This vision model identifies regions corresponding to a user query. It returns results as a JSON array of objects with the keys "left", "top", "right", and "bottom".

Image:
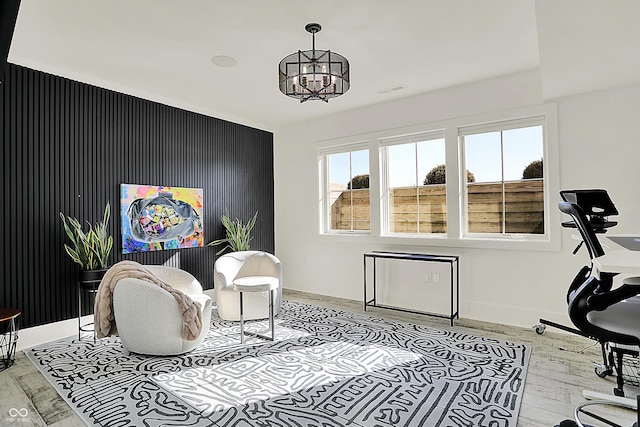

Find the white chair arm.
[
  {"left": 145, "top": 265, "right": 203, "bottom": 295},
  {"left": 190, "top": 294, "right": 212, "bottom": 314}
]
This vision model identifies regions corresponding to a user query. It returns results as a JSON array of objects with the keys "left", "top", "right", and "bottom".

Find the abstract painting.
[{"left": 121, "top": 184, "right": 203, "bottom": 253}]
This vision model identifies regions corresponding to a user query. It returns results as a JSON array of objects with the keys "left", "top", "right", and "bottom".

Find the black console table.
[{"left": 363, "top": 251, "right": 459, "bottom": 326}]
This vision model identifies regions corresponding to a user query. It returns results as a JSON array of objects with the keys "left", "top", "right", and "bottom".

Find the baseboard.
[{"left": 16, "top": 316, "right": 88, "bottom": 351}]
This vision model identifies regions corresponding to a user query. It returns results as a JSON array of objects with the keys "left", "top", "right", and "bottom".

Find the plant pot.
[{"left": 79, "top": 268, "right": 108, "bottom": 287}]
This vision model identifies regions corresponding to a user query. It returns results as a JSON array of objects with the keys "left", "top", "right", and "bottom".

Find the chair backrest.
[
  {"left": 215, "top": 250, "right": 281, "bottom": 279},
  {"left": 558, "top": 201, "right": 605, "bottom": 260},
  {"left": 144, "top": 265, "right": 202, "bottom": 295}
]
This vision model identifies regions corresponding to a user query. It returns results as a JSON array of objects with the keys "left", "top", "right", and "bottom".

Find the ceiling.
[{"left": 8, "top": 0, "right": 640, "bottom": 132}]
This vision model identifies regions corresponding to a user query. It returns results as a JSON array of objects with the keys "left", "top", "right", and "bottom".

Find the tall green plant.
[
  {"left": 60, "top": 202, "right": 113, "bottom": 270},
  {"left": 208, "top": 211, "right": 258, "bottom": 255}
]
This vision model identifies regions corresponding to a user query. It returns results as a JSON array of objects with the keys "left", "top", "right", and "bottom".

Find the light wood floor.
[{"left": 1, "top": 289, "right": 638, "bottom": 426}]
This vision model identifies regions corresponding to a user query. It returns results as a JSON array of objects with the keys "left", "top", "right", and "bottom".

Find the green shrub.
[
  {"left": 424, "top": 165, "right": 475, "bottom": 185},
  {"left": 522, "top": 159, "right": 543, "bottom": 179},
  {"left": 348, "top": 174, "right": 369, "bottom": 189}
]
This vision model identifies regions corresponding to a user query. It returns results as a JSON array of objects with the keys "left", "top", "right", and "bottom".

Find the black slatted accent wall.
[{"left": 0, "top": 63, "right": 274, "bottom": 328}]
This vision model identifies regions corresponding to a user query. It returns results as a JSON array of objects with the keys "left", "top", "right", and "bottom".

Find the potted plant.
[
  {"left": 208, "top": 211, "right": 258, "bottom": 255},
  {"left": 60, "top": 202, "right": 113, "bottom": 283}
]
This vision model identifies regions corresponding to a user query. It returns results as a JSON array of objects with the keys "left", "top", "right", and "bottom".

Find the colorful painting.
[{"left": 121, "top": 184, "right": 204, "bottom": 254}]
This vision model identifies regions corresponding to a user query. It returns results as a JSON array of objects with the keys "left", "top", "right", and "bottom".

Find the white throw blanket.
[{"left": 93, "top": 261, "right": 203, "bottom": 341}]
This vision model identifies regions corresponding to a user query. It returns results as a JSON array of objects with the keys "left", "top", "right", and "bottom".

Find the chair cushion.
[
  {"left": 233, "top": 276, "right": 279, "bottom": 292},
  {"left": 587, "top": 297, "right": 640, "bottom": 341}
]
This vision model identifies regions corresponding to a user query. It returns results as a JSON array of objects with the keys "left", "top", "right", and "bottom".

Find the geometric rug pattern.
[{"left": 26, "top": 301, "right": 530, "bottom": 426}]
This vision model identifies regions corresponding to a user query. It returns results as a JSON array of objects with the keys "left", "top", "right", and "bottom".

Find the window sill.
[{"left": 318, "top": 232, "right": 560, "bottom": 252}]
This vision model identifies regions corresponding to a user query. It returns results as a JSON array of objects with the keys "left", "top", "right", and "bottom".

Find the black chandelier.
[{"left": 278, "top": 23, "right": 350, "bottom": 103}]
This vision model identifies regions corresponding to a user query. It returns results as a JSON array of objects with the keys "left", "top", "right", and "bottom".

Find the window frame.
[
  {"left": 459, "top": 115, "right": 548, "bottom": 240},
  {"left": 380, "top": 130, "right": 447, "bottom": 237},
  {"left": 318, "top": 141, "right": 371, "bottom": 235}
]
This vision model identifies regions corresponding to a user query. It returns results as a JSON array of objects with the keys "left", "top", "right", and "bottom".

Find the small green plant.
[
  {"left": 208, "top": 211, "right": 258, "bottom": 255},
  {"left": 60, "top": 202, "right": 113, "bottom": 270}
]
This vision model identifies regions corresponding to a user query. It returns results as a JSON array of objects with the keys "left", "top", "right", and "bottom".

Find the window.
[
  {"left": 381, "top": 132, "right": 446, "bottom": 235},
  {"left": 319, "top": 145, "right": 370, "bottom": 232},
  {"left": 316, "top": 105, "right": 557, "bottom": 249},
  {"left": 460, "top": 117, "right": 545, "bottom": 236}
]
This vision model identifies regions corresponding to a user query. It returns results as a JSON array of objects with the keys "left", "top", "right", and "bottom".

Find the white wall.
[{"left": 274, "top": 69, "right": 640, "bottom": 330}]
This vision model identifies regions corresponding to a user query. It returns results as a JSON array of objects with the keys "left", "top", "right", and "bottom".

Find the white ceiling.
[{"left": 8, "top": 0, "right": 640, "bottom": 132}]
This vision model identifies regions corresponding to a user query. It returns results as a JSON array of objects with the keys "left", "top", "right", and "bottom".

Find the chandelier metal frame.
[{"left": 278, "top": 23, "right": 350, "bottom": 103}]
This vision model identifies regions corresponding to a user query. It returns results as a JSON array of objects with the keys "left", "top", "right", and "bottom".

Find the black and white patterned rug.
[{"left": 26, "top": 301, "right": 530, "bottom": 426}]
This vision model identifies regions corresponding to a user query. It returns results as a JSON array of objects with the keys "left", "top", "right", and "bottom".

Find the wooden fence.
[
  {"left": 330, "top": 188, "right": 371, "bottom": 231},
  {"left": 330, "top": 180, "right": 544, "bottom": 234}
]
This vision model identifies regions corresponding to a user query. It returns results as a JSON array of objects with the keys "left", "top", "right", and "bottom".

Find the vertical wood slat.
[{"left": 0, "top": 63, "right": 275, "bottom": 328}]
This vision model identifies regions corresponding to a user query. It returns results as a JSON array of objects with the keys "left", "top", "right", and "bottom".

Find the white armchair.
[
  {"left": 214, "top": 251, "right": 282, "bottom": 321},
  {"left": 112, "top": 265, "right": 212, "bottom": 355}
]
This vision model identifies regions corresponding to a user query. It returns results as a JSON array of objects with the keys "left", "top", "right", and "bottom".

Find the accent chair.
[
  {"left": 214, "top": 251, "right": 283, "bottom": 321},
  {"left": 112, "top": 265, "right": 212, "bottom": 356}
]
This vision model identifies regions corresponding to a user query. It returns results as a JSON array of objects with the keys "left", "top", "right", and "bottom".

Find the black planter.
[{"left": 79, "top": 268, "right": 108, "bottom": 287}]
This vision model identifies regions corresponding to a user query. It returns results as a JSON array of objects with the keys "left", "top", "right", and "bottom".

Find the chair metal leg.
[
  {"left": 238, "top": 289, "right": 276, "bottom": 343},
  {"left": 615, "top": 349, "right": 626, "bottom": 397},
  {"left": 239, "top": 291, "right": 244, "bottom": 344},
  {"left": 575, "top": 391, "right": 639, "bottom": 427},
  {"left": 269, "top": 289, "right": 274, "bottom": 341}
]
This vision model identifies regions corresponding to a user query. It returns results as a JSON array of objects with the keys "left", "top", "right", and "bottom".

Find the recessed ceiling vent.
[{"left": 377, "top": 85, "right": 406, "bottom": 94}]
